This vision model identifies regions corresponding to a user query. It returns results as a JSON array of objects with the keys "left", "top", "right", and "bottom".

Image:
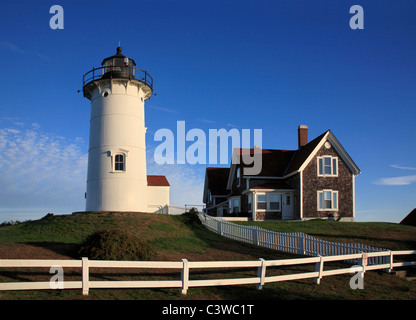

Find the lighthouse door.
[{"left": 282, "top": 193, "right": 294, "bottom": 220}]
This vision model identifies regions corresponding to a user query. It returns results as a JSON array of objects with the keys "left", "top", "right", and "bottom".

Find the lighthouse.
[{"left": 82, "top": 47, "right": 169, "bottom": 213}]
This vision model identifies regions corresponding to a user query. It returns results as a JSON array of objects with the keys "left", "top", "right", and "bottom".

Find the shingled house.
[{"left": 203, "top": 125, "right": 360, "bottom": 221}]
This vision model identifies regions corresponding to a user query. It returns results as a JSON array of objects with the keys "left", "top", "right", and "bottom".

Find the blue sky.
[{"left": 0, "top": 0, "right": 415, "bottom": 223}]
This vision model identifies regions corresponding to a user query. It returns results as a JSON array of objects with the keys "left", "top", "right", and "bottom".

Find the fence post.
[
  {"left": 82, "top": 257, "right": 89, "bottom": 296},
  {"left": 256, "top": 258, "right": 266, "bottom": 290},
  {"left": 181, "top": 259, "right": 189, "bottom": 295},
  {"left": 298, "top": 233, "right": 306, "bottom": 255},
  {"left": 388, "top": 251, "right": 394, "bottom": 273},
  {"left": 358, "top": 253, "right": 368, "bottom": 277},
  {"left": 314, "top": 256, "right": 324, "bottom": 285},
  {"left": 252, "top": 227, "right": 259, "bottom": 246}
]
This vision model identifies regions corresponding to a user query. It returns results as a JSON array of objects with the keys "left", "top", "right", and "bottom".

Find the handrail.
[{"left": 83, "top": 66, "right": 153, "bottom": 90}]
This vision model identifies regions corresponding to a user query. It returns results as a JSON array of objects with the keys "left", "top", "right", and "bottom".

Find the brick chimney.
[{"left": 298, "top": 125, "right": 308, "bottom": 148}]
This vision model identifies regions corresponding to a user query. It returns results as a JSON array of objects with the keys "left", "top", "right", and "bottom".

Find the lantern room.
[{"left": 101, "top": 46, "right": 136, "bottom": 79}]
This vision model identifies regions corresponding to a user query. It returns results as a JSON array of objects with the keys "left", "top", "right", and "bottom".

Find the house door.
[{"left": 282, "top": 193, "right": 294, "bottom": 220}]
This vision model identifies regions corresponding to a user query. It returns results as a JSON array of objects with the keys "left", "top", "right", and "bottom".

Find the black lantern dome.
[{"left": 101, "top": 47, "right": 136, "bottom": 79}]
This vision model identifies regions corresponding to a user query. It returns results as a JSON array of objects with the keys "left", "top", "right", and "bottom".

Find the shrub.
[
  {"left": 181, "top": 208, "right": 202, "bottom": 226},
  {"left": 78, "top": 228, "right": 156, "bottom": 261}
]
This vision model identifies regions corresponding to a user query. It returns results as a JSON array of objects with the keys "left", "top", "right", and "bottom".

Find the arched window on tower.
[{"left": 114, "top": 154, "right": 125, "bottom": 171}]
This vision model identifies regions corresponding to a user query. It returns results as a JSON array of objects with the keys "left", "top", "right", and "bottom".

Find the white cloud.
[
  {"left": 148, "top": 105, "right": 179, "bottom": 114},
  {"left": 0, "top": 120, "right": 205, "bottom": 221},
  {"left": 373, "top": 163, "right": 416, "bottom": 186},
  {"left": 0, "top": 41, "right": 24, "bottom": 54},
  {"left": 197, "top": 118, "right": 216, "bottom": 124},
  {"left": 0, "top": 122, "right": 87, "bottom": 221},
  {"left": 373, "top": 175, "right": 416, "bottom": 186},
  {"left": 390, "top": 164, "right": 416, "bottom": 171}
]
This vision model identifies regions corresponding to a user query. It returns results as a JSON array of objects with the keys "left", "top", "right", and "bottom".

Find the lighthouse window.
[{"left": 114, "top": 154, "right": 125, "bottom": 171}]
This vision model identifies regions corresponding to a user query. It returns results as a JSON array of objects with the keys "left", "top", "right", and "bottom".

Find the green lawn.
[
  {"left": 0, "top": 212, "right": 415, "bottom": 300},
  {"left": 235, "top": 219, "right": 416, "bottom": 251}
]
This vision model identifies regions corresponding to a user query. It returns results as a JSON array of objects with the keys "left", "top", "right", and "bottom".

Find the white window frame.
[
  {"left": 317, "top": 190, "right": 338, "bottom": 211},
  {"left": 256, "top": 194, "right": 267, "bottom": 210},
  {"left": 109, "top": 149, "right": 128, "bottom": 173},
  {"left": 256, "top": 192, "right": 281, "bottom": 212},
  {"left": 317, "top": 156, "right": 338, "bottom": 177}
]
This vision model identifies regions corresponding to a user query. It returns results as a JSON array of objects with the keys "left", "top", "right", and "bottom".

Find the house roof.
[
  {"left": 226, "top": 129, "right": 360, "bottom": 189},
  {"left": 235, "top": 148, "right": 297, "bottom": 177},
  {"left": 202, "top": 167, "right": 230, "bottom": 203},
  {"left": 250, "top": 182, "right": 294, "bottom": 190},
  {"left": 400, "top": 208, "right": 416, "bottom": 226},
  {"left": 205, "top": 167, "right": 230, "bottom": 195},
  {"left": 147, "top": 175, "right": 170, "bottom": 187},
  {"left": 285, "top": 131, "right": 328, "bottom": 175}
]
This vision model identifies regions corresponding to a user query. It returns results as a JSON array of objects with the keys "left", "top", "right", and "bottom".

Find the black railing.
[{"left": 83, "top": 66, "right": 153, "bottom": 90}]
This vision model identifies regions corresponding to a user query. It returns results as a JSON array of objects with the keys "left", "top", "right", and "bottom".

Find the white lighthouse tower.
[{"left": 82, "top": 47, "right": 154, "bottom": 212}]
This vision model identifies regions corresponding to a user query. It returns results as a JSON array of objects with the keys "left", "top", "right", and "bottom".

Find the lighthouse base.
[{"left": 72, "top": 210, "right": 155, "bottom": 215}]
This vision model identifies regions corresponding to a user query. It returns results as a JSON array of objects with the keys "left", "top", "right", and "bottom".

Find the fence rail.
[
  {"left": 1, "top": 250, "right": 415, "bottom": 295},
  {"left": 199, "top": 213, "right": 390, "bottom": 265},
  {"left": 154, "top": 205, "right": 189, "bottom": 215}
]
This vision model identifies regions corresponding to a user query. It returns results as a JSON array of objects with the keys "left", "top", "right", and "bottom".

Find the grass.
[
  {"left": 235, "top": 219, "right": 416, "bottom": 251},
  {"left": 0, "top": 212, "right": 415, "bottom": 300}
]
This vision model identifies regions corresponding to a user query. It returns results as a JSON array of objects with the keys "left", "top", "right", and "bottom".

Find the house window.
[
  {"left": 232, "top": 198, "right": 239, "bottom": 213},
  {"left": 248, "top": 194, "right": 252, "bottom": 212},
  {"left": 257, "top": 194, "right": 267, "bottom": 210},
  {"left": 229, "top": 198, "right": 240, "bottom": 213},
  {"left": 114, "top": 154, "right": 125, "bottom": 171},
  {"left": 256, "top": 193, "right": 282, "bottom": 211},
  {"left": 318, "top": 190, "right": 338, "bottom": 210},
  {"left": 286, "top": 194, "right": 291, "bottom": 206},
  {"left": 269, "top": 194, "right": 280, "bottom": 210},
  {"left": 236, "top": 167, "right": 241, "bottom": 186},
  {"left": 318, "top": 156, "right": 338, "bottom": 176}
]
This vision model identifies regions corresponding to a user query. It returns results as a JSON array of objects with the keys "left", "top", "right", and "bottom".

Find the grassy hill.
[
  {"left": 0, "top": 212, "right": 415, "bottom": 300},
  {"left": 237, "top": 219, "right": 416, "bottom": 251}
]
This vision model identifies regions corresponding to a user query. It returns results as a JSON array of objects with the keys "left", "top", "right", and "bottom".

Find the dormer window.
[{"left": 317, "top": 156, "right": 338, "bottom": 177}]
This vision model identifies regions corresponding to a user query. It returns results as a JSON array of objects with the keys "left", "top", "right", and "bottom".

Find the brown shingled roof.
[
  {"left": 147, "top": 175, "right": 170, "bottom": 186},
  {"left": 236, "top": 148, "right": 296, "bottom": 177},
  {"left": 234, "top": 130, "right": 329, "bottom": 178}
]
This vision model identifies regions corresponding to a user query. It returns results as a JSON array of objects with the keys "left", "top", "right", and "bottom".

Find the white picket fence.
[
  {"left": 1, "top": 251, "right": 415, "bottom": 295},
  {"left": 199, "top": 214, "right": 390, "bottom": 265},
  {"left": 154, "top": 205, "right": 189, "bottom": 215}
]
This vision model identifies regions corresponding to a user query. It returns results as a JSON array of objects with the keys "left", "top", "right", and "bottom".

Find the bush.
[
  {"left": 181, "top": 208, "right": 202, "bottom": 226},
  {"left": 78, "top": 228, "right": 156, "bottom": 261}
]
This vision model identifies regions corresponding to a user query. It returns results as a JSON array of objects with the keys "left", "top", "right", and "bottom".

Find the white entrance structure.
[{"left": 82, "top": 47, "right": 169, "bottom": 212}]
